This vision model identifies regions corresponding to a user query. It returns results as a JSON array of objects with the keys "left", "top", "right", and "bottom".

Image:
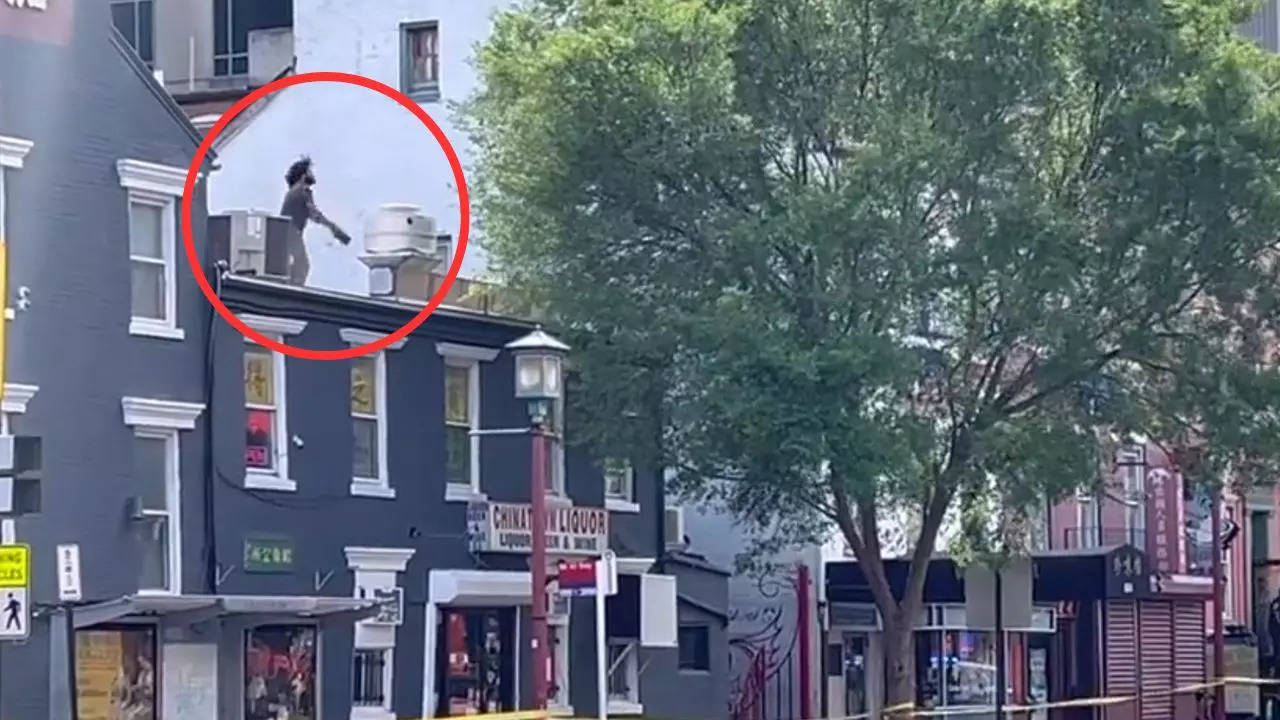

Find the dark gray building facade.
[{"left": 0, "top": 3, "right": 728, "bottom": 719}]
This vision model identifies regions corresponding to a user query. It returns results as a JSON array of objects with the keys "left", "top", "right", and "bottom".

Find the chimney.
[{"left": 359, "top": 204, "right": 451, "bottom": 300}]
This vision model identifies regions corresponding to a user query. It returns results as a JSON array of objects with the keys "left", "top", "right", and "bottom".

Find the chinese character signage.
[
  {"left": 1145, "top": 467, "right": 1177, "bottom": 574},
  {"left": 468, "top": 502, "right": 608, "bottom": 555},
  {"left": 244, "top": 535, "right": 294, "bottom": 573}
]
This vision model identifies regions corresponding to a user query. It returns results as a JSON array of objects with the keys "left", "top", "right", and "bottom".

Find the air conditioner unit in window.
[
  {"left": 208, "top": 210, "right": 291, "bottom": 279},
  {"left": 664, "top": 506, "right": 686, "bottom": 550}
]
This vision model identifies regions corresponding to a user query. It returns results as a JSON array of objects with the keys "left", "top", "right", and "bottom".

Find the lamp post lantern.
[{"left": 505, "top": 326, "right": 569, "bottom": 711}]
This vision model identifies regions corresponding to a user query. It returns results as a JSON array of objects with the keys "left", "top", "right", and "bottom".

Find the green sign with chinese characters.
[{"left": 244, "top": 535, "right": 294, "bottom": 574}]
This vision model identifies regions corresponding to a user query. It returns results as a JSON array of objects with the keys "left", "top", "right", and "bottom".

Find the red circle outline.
[{"left": 180, "top": 70, "right": 469, "bottom": 361}]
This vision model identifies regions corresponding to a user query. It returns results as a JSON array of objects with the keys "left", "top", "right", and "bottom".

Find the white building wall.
[{"left": 208, "top": 0, "right": 511, "bottom": 293}]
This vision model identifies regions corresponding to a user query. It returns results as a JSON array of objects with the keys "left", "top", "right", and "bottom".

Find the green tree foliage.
[{"left": 465, "top": 0, "right": 1280, "bottom": 703}]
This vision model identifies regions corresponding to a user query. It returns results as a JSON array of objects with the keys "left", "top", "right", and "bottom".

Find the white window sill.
[
  {"left": 350, "top": 706, "right": 394, "bottom": 720},
  {"left": 351, "top": 481, "right": 396, "bottom": 500},
  {"left": 130, "top": 318, "right": 185, "bottom": 341},
  {"left": 546, "top": 493, "right": 572, "bottom": 508},
  {"left": 606, "top": 498, "right": 641, "bottom": 514},
  {"left": 135, "top": 588, "right": 178, "bottom": 597},
  {"left": 608, "top": 700, "right": 645, "bottom": 716},
  {"left": 680, "top": 668, "right": 711, "bottom": 675},
  {"left": 445, "top": 484, "right": 488, "bottom": 503},
  {"left": 245, "top": 472, "right": 297, "bottom": 492},
  {"left": 549, "top": 705, "right": 574, "bottom": 717}
]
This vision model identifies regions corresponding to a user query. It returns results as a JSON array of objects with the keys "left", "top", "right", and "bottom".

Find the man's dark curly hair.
[{"left": 285, "top": 156, "right": 313, "bottom": 186}]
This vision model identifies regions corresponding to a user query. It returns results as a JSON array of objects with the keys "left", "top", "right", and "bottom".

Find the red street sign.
[{"left": 558, "top": 560, "right": 596, "bottom": 596}]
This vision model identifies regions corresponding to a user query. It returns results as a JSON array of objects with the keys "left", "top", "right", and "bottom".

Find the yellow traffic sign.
[{"left": 0, "top": 544, "right": 29, "bottom": 588}]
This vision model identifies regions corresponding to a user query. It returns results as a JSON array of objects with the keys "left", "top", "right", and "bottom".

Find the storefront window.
[
  {"left": 75, "top": 625, "right": 157, "bottom": 720},
  {"left": 245, "top": 625, "right": 317, "bottom": 720},
  {"left": 437, "top": 609, "right": 515, "bottom": 716},
  {"left": 915, "top": 631, "right": 943, "bottom": 708},
  {"left": 945, "top": 631, "right": 997, "bottom": 707}
]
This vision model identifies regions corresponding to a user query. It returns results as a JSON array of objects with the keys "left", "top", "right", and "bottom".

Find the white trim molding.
[
  {"left": 122, "top": 397, "right": 207, "bottom": 430},
  {"left": 342, "top": 327, "right": 407, "bottom": 350},
  {"left": 115, "top": 158, "right": 188, "bottom": 197},
  {"left": 435, "top": 342, "right": 499, "bottom": 363},
  {"left": 345, "top": 547, "right": 416, "bottom": 573},
  {"left": 2, "top": 384, "right": 38, "bottom": 415},
  {"left": 238, "top": 313, "right": 307, "bottom": 337},
  {"left": 444, "top": 484, "right": 488, "bottom": 504},
  {"left": 0, "top": 136, "right": 34, "bottom": 169},
  {"left": 607, "top": 498, "right": 642, "bottom": 514}
]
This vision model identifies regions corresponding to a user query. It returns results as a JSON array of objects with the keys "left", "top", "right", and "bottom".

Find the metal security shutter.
[
  {"left": 1173, "top": 601, "right": 1207, "bottom": 688},
  {"left": 1105, "top": 600, "right": 1139, "bottom": 720},
  {"left": 1139, "top": 601, "right": 1174, "bottom": 719}
]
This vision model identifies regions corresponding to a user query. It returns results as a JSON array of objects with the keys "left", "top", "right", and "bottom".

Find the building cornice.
[
  {"left": 122, "top": 397, "right": 207, "bottom": 430},
  {"left": 435, "top": 342, "right": 499, "bottom": 363},
  {"left": 345, "top": 547, "right": 416, "bottom": 573},
  {"left": 1, "top": 384, "right": 38, "bottom": 415},
  {"left": 237, "top": 313, "right": 307, "bottom": 337},
  {"left": 116, "top": 158, "right": 189, "bottom": 197},
  {"left": 0, "top": 136, "right": 34, "bottom": 169},
  {"left": 341, "top": 327, "right": 406, "bottom": 350}
]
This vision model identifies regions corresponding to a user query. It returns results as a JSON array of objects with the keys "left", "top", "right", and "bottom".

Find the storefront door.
[
  {"left": 436, "top": 608, "right": 516, "bottom": 716},
  {"left": 842, "top": 633, "right": 869, "bottom": 716}
]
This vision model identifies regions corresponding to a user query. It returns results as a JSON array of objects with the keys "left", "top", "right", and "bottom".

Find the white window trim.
[
  {"left": 605, "top": 459, "right": 639, "bottom": 514},
  {"left": 133, "top": 427, "right": 182, "bottom": 596},
  {"left": 1, "top": 383, "right": 38, "bottom": 434},
  {"left": 343, "top": 329, "right": 405, "bottom": 500},
  {"left": 346, "top": 546, "right": 413, "bottom": 720},
  {"left": 345, "top": 546, "right": 415, "bottom": 573},
  {"left": 240, "top": 315, "right": 305, "bottom": 492},
  {"left": 1118, "top": 446, "right": 1145, "bottom": 541},
  {"left": 0, "top": 136, "right": 34, "bottom": 170},
  {"left": 437, "top": 343, "right": 497, "bottom": 502},
  {"left": 607, "top": 639, "right": 643, "bottom": 715},
  {"left": 118, "top": 159, "right": 186, "bottom": 341}
]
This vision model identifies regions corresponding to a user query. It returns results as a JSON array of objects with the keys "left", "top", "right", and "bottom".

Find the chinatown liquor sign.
[{"left": 467, "top": 501, "right": 608, "bottom": 555}]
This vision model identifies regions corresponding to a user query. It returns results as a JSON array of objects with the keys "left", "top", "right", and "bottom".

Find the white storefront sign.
[{"left": 468, "top": 502, "right": 609, "bottom": 555}]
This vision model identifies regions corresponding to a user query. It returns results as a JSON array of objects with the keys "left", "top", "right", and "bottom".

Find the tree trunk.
[{"left": 882, "top": 612, "right": 916, "bottom": 711}]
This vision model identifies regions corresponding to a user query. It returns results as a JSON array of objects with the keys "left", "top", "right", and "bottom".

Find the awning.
[{"left": 71, "top": 594, "right": 380, "bottom": 628}]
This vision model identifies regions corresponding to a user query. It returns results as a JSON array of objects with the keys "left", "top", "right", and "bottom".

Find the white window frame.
[
  {"left": 1118, "top": 446, "right": 1146, "bottom": 544},
  {"left": 240, "top": 314, "right": 306, "bottom": 492},
  {"left": 117, "top": 159, "right": 187, "bottom": 341},
  {"left": 436, "top": 343, "right": 498, "bottom": 502},
  {"left": 351, "top": 647, "right": 394, "bottom": 718},
  {"left": 342, "top": 328, "right": 405, "bottom": 500},
  {"left": 604, "top": 458, "right": 639, "bottom": 514},
  {"left": 121, "top": 396, "right": 206, "bottom": 596},
  {"left": 606, "top": 638, "right": 642, "bottom": 715},
  {"left": 548, "top": 590, "right": 572, "bottom": 713}
]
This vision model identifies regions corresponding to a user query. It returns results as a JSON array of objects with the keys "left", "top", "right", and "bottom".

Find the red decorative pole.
[
  {"left": 1212, "top": 482, "right": 1225, "bottom": 720},
  {"left": 797, "top": 563, "right": 812, "bottom": 720},
  {"left": 531, "top": 427, "right": 549, "bottom": 710}
]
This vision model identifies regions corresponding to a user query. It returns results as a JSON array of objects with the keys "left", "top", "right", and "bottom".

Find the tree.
[{"left": 465, "top": 0, "right": 1280, "bottom": 706}]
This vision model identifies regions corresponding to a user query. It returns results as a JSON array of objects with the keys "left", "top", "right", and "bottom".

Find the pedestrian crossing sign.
[{"left": 0, "top": 544, "right": 29, "bottom": 641}]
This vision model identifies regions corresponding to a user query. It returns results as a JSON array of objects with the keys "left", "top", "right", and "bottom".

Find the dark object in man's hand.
[{"left": 332, "top": 227, "right": 352, "bottom": 245}]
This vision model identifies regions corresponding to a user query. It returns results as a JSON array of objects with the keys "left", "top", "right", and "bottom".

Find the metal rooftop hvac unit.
[
  {"left": 359, "top": 204, "right": 451, "bottom": 300},
  {"left": 208, "top": 210, "right": 291, "bottom": 279}
]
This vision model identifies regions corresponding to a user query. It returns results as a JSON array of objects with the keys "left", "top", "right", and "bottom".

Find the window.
[
  {"left": 240, "top": 315, "right": 306, "bottom": 492},
  {"left": 604, "top": 458, "right": 638, "bottom": 512},
  {"left": 545, "top": 396, "right": 565, "bottom": 496},
  {"left": 444, "top": 363, "right": 474, "bottom": 489},
  {"left": 1118, "top": 446, "right": 1146, "bottom": 544},
  {"left": 246, "top": 626, "right": 316, "bottom": 720},
  {"left": 111, "top": 0, "right": 154, "bottom": 66},
  {"left": 607, "top": 639, "right": 641, "bottom": 712},
  {"left": 678, "top": 625, "right": 710, "bottom": 671},
  {"left": 118, "top": 159, "right": 185, "bottom": 340},
  {"left": 212, "top": 0, "right": 248, "bottom": 76},
  {"left": 437, "top": 343, "right": 498, "bottom": 501},
  {"left": 343, "top": 329, "right": 403, "bottom": 499},
  {"left": 401, "top": 22, "right": 440, "bottom": 102},
  {"left": 135, "top": 431, "right": 178, "bottom": 594},
  {"left": 353, "top": 648, "right": 389, "bottom": 708},
  {"left": 548, "top": 614, "right": 571, "bottom": 710},
  {"left": 76, "top": 626, "right": 157, "bottom": 720}
]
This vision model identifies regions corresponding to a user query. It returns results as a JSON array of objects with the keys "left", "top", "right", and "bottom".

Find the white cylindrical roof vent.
[{"left": 364, "top": 203, "right": 437, "bottom": 255}]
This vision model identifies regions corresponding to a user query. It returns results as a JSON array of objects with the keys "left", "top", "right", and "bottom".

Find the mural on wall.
[
  {"left": 728, "top": 567, "right": 802, "bottom": 720},
  {"left": 245, "top": 625, "right": 316, "bottom": 720}
]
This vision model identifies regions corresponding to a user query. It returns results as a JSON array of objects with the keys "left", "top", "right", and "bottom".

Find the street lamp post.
[{"left": 506, "top": 326, "right": 570, "bottom": 712}]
